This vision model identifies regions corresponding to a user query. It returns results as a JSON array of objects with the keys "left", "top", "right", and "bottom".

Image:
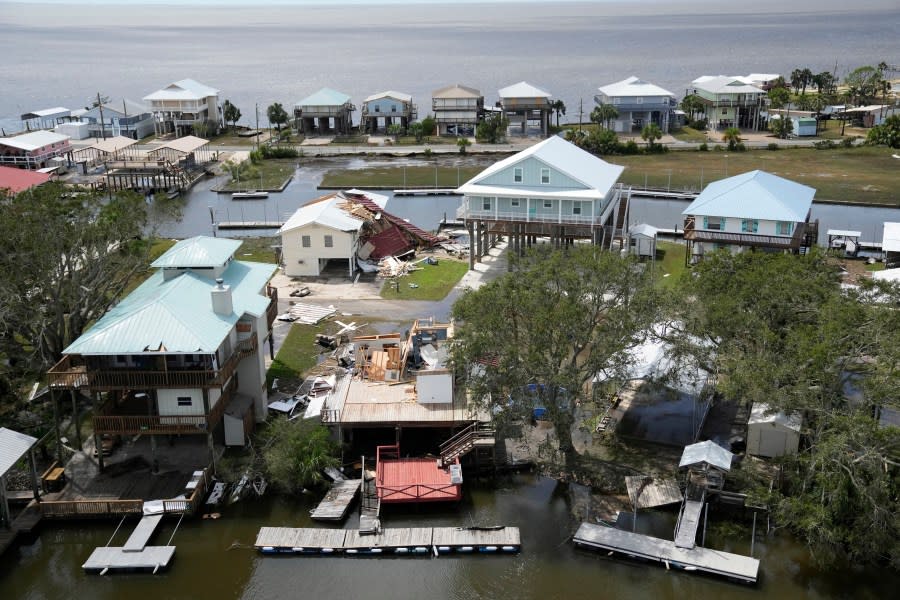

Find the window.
[
  {"left": 177, "top": 396, "right": 193, "bottom": 407},
  {"left": 540, "top": 168, "right": 550, "bottom": 184},
  {"left": 116, "top": 355, "right": 127, "bottom": 364},
  {"left": 777, "top": 221, "right": 794, "bottom": 235},
  {"left": 636, "top": 97, "right": 643, "bottom": 104},
  {"left": 391, "top": 105, "right": 397, "bottom": 113},
  {"left": 482, "top": 198, "right": 491, "bottom": 211},
  {"left": 703, "top": 216, "right": 723, "bottom": 230},
  {"left": 612, "top": 98, "right": 621, "bottom": 105},
  {"left": 543, "top": 200, "right": 553, "bottom": 209},
  {"left": 741, "top": 219, "right": 759, "bottom": 233},
  {"left": 374, "top": 106, "right": 380, "bottom": 113},
  {"left": 511, "top": 199, "right": 520, "bottom": 208},
  {"left": 572, "top": 202, "right": 582, "bottom": 215},
  {"left": 324, "top": 235, "right": 333, "bottom": 248},
  {"left": 513, "top": 167, "right": 523, "bottom": 183},
  {"left": 301, "top": 235, "right": 311, "bottom": 248}
]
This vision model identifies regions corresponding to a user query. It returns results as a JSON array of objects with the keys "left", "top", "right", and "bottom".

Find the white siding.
[
  {"left": 281, "top": 224, "right": 356, "bottom": 277},
  {"left": 157, "top": 388, "right": 205, "bottom": 416}
]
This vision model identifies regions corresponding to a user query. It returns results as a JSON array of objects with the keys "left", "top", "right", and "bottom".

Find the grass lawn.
[
  {"left": 222, "top": 159, "right": 296, "bottom": 192},
  {"left": 233, "top": 236, "right": 279, "bottom": 263},
  {"left": 267, "top": 323, "right": 322, "bottom": 387},
  {"left": 321, "top": 165, "right": 484, "bottom": 189},
  {"left": 380, "top": 258, "right": 469, "bottom": 300},
  {"left": 607, "top": 146, "right": 899, "bottom": 205},
  {"left": 394, "top": 136, "right": 456, "bottom": 146},
  {"left": 653, "top": 241, "right": 687, "bottom": 289},
  {"left": 671, "top": 127, "right": 707, "bottom": 143}
]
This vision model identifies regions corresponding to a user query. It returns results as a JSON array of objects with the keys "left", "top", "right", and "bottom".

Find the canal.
[{"left": 1, "top": 473, "right": 896, "bottom": 599}]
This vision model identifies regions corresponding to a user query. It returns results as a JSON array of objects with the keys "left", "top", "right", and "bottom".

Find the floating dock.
[
  {"left": 392, "top": 188, "right": 461, "bottom": 196},
  {"left": 573, "top": 522, "right": 758, "bottom": 584},
  {"left": 254, "top": 526, "right": 520, "bottom": 556},
  {"left": 83, "top": 514, "right": 175, "bottom": 574},
  {"left": 217, "top": 221, "right": 283, "bottom": 230},
  {"left": 310, "top": 479, "right": 362, "bottom": 521}
]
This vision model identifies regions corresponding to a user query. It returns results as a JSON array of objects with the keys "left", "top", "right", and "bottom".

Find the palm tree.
[
  {"left": 641, "top": 123, "right": 662, "bottom": 149},
  {"left": 800, "top": 68, "right": 814, "bottom": 95},
  {"left": 549, "top": 99, "right": 566, "bottom": 128},
  {"left": 590, "top": 104, "right": 618, "bottom": 130},
  {"left": 680, "top": 94, "right": 704, "bottom": 123},
  {"left": 723, "top": 126, "right": 742, "bottom": 150},
  {"left": 790, "top": 69, "right": 804, "bottom": 94}
]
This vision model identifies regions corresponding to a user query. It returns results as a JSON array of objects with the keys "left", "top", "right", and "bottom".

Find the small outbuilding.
[
  {"left": 628, "top": 223, "right": 658, "bottom": 259},
  {"left": 747, "top": 403, "right": 802, "bottom": 458}
]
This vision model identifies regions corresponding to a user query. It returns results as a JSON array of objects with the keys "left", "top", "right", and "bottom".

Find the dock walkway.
[
  {"left": 122, "top": 514, "right": 163, "bottom": 552},
  {"left": 310, "top": 479, "right": 361, "bottom": 521},
  {"left": 573, "top": 522, "right": 758, "bottom": 584},
  {"left": 83, "top": 512, "right": 175, "bottom": 574},
  {"left": 255, "top": 526, "right": 520, "bottom": 556},
  {"left": 674, "top": 500, "right": 703, "bottom": 549}
]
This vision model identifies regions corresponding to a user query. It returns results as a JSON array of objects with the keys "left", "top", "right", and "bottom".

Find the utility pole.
[
  {"left": 92, "top": 92, "right": 110, "bottom": 140},
  {"left": 579, "top": 98, "right": 583, "bottom": 132},
  {"left": 255, "top": 103, "right": 260, "bottom": 151}
]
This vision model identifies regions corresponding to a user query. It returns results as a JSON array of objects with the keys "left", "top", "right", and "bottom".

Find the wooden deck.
[
  {"left": 82, "top": 546, "right": 176, "bottom": 574},
  {"left": 310, "top": 479, "right": 361, "bottom": 521},
  {"left": 625, "top": 476, "right": 683, "bottom": 510},
  {"left": 254, "top": 526, "right": 521, "bottom": 556},
  {"left": 573, "top": 522, "right": 759, "bottom": 584}
]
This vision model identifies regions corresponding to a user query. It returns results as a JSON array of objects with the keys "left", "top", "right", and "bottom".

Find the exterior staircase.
[
  {"left": 438, "top": 421, "right": 495, "bottom": 468},
  {"left": 612, "top": 186, "right": 632, "bottom": 249}
]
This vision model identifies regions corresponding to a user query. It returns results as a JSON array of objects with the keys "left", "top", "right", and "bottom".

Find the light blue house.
[
  {"left": 48, "top": 236, "right": 279, "bottom": 466},
  {"left": 682, "top": 170, "right": 818, "bottom": 263},
  {"left": 360, "top": 90, "right": 416, "bottom": 134},
  {"left": 79, "top": 99, "right": 155, "bottom": 140},
  {"left": 456, "top": 136, "right": 629, "bottom": 269},
  {"left": 594, "top": 76, "right": 678, "bottom": 133}
]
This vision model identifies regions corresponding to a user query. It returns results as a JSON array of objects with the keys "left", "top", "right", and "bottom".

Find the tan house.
[{"left": 143, "top": 78, "right": 222, "bottom": 137}]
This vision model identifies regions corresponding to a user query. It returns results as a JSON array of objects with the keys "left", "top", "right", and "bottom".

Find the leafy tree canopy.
[{"left": 261, "top": 417, "right": 340, "bottom": 493}]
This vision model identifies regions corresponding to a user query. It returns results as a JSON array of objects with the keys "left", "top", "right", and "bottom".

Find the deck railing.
[
  {"left": 458, "top": 206, "right": 600, "bottom": 226},
  {"left": 683, "top": 218, "right": 807, "bottom": 250},
  {"left": 93, "top": 388, "right": 232, "bottom": 436},
  {"left": 48, "top": 336, "right": 257, "bottom": 391},
  {"left": 41, "top": 499, "right": 144, "bottom": 518}
]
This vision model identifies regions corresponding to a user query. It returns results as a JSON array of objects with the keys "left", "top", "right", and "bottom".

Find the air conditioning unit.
[{"left": 297, "top": 259, "right": 304, "bottom": 264}]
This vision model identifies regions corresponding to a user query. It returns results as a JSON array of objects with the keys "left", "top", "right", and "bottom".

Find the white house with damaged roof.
[
  {"left": 456, "top": 135, "right": 629, "bottom": 269},
  {"left": 48, "top": 236, "right": 279, "bottom": 466},
  {"left": 682, "top": 170, "right": 818, "bottom": 263}
]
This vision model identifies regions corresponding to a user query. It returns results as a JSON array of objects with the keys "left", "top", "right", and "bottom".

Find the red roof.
[
  {"left": 366, "top": 224, "right": 414, "bottom": 259},
  {"left": 0, "top": 166, "right": 50, "bottom": 195},
  {"left": 349, "top": 193, "right": 445, "bottom": 248}
]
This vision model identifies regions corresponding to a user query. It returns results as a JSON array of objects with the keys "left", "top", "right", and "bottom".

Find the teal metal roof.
[
  {"left": 64, "top": 260, "right": 276, "bottom": 355},
  {"left": 151, "top": 236, "right": 242, "bottom": 269},
  {"left": 682, "top": 170, "right": 815, "bottom": 222},
  {"left": 296, "top": 88, "right": 351, "bottom": 107}
]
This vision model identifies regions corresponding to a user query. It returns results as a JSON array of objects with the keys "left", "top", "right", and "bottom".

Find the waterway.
[
  {"left": 1, "top": 473, "right": 897, "bottom": 599},
  {"left": 160, "top": 156, "right": 900, "bottom": 246}
]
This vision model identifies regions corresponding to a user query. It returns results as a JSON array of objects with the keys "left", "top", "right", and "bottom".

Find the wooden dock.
[
  {"left": 216, "top": 221, "right": 283, "bottom": 230},
  {"left": 573, "top": 522, "right": 759, "bottom": 584},
  {"left": 254, "top": 526, "right": 521, "bottom": 556},
  {"left": 310, "top": 479, "right": 361, "bottom": 521}
]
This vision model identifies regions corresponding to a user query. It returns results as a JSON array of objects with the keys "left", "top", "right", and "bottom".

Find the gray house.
[
  {"left": 79, "top": 99, "right": 155, "bottom": 140},
  {"left": 594, "top": 76, "right": 678, "bottom": 133},
  {"left": 456, "top": 136, "right": 630, "bottom": 268}
]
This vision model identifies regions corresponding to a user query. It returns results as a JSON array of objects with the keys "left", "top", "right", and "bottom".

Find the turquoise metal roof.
[
  {"left": 64, "top": 260, "right": 276, "bottom": 355},
  {"left": 151, "top": 236, "right": 242, "bottom": 269},
  {"left": 682, "top": 170, "right": 815, "bottom": 222},
  {"left": 296, "top": 88, "right": 351, "bottom": 107}
]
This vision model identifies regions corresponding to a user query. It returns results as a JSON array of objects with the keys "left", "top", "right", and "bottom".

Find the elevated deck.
[
  {"left": 254, "top": 526, "right": 521, "bottom": 556},
  {"left": 310, "top": 479, "right": 361, "bottom": 521},
  {"left": 573, "top": 522, "right": 758, "bottom": 584}
]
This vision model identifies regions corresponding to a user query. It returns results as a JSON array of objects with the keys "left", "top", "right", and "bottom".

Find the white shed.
[
  {"left": 628, "top": 223, "right": 658, "bottom": 258},
  {"left": 224, "top": 394, "right": 255, "bottom": 447},
  {"left": 747, "top": 402, "right": 801, "bottom": 458}
]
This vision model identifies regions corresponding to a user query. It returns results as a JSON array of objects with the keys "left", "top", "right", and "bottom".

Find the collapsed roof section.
[{"left": 343, "top": 190, "right": 445, "bottom": 260}]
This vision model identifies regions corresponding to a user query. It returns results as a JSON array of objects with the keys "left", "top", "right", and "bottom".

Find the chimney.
[{"left": 210, "top": 278, "right": 233, "bottom": 315}]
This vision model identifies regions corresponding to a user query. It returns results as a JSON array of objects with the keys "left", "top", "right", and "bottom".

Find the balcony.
[
  {"left": 266, "top": 284, "right": 278, "bottom": 330},
  {"left": 683, "top": 216, "right": 808, "bottom": 250},
  {"left": 91, "top": 387, "right": 230, "bottom": 436},
  {"left": 48, "top": 336, "right": 258, "bottom": 391},
  {"left": 457, "top": 206, "right": 599, "bottom": 226}
]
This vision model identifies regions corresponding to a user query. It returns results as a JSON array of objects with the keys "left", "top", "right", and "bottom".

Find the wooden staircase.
[
  {"left": 438, "top": 422, "right": 495, "bottom": 468},
  {"left": 359, "top": 456, "right": 380, "bottom": 534},
  {"left": 612, "top": 186, "right": 632, "bottom": 249}
]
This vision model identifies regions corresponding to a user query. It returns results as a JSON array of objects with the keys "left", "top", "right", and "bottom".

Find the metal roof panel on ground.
[
  {"left": 679, "top": 440, "right": 733, "bottom": 472},
  {"left": 288, "top": 302, "right": 337, "bottom": 325},
  {"left": 0, "top": 427, "right": 37, "bottom": 476},
  {"left": 458, "top": 136, "right": 624, "bottom": 200},
  {"left": 0, "top": 131, "right": 70, "bottom": 151},
  {"left": 498, "top": 81, "right": 551, "bottom": 98},
  {"left": 597, "top": 76, "right": 675, "bottom": 99},
  {"left": 296, "top": 88, "right": 352, "bottom": 107},
  {"left": 151, "top": 236, "right": 242, "bottom": 268},
  {"left": 64, "top": 260, "right": 275, "bottom": 354},
  {"left": 681, "top": 170, "right": 815, "bottom": 222}
]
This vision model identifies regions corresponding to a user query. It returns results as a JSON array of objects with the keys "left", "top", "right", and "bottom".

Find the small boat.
[
  {"left": 252, "top": 475, "right": 268, "bottom": 497},
  {"left": 229, "top": 473, "right": 251, "bottom": 504},
  {"left": 166, "top": 188, "right": 180, "bottom": 200},
  {"left": 231, "top": 190, "right": 269, "bottom": 199}
]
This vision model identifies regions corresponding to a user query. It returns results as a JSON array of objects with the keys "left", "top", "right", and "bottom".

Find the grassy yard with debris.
[
  {"left": 653, "top": 241, "right": 688, "bottom": 289},
  {"left": 380, "top": 258, "right": 468, "bottom": 300},
  {"left": 266, "top": 323, "right": 322, "bottom": 387}
]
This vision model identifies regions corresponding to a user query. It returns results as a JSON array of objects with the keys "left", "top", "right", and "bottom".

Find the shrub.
[
  {"left": 734, "top": 142, "right": 747, "bottom": 152},
  {"left": 767, "top": 143, "right": 780, "bottom": 151},
  {"left": 260, "top": 145, "right": 299, "bottom": 159},
  {"left": 840, "top": 136, "right": 857, "bottom": 148},
  {"left": 713, "top": 144, "right": 724, "bottom": 151},
  {"left": 698, "top": 142, "right": 709, "bottom": 152},
  {"left": 423, "top": 147, "right": 433, "bottom": 158},
  {"left": 622, "top": 140, "right": 641, "bottom": 155},
  {"left": 813, "top": 140, "right": 836, "bottom": 150}
]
